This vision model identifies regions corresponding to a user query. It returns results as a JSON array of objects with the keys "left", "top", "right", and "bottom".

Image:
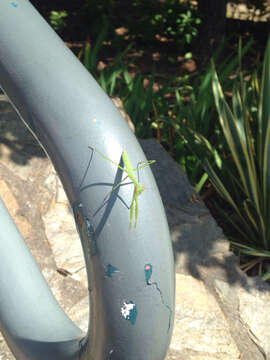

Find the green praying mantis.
[{"left": 89, "top": 146, "right": 155, "bottom": 229}]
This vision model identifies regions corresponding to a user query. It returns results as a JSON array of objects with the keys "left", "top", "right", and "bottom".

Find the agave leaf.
[
  {"left": 206, "top": 171, "right": 259, "bottom": 243},
  {"left": 192, "top": 130, "right": 249, "bottom": 195},
  {"left": 192, "top": 130, "right": 214, "bottom": 152},
  {"left": 232, "top": 85, "right": 258, "bottom": 199},
  {"left": 223, "top": 213, "right": 258, "bottom": 246},
  {"left": 252, "top": 70, "right": 260, "bottom": 104},
  {"left": 212, "top": 65, "right": 265, "bottom": 239},
  {"left": 195, "top": 172, "right": 208, "bottom": 193},
  {"left": 258, "top": 38, "right": 270, "bottom": 220},
  {"left": 182, "top": 39, "right": 270, "bottom": 263},
  {"left": 186, "top": 126, "right": 261, "bottom": 245},
  {"left": 216, "top": 37, "right": 253, "bottom": 84},
  {"left": 243, "top": 199, "right": 259, "bottom": 232},
  {"left": 231, "top": 241, "right": 270, "bottom": 257},
  {"left": 193, "top": 128, "right": 260, "bottom": 243},
  {"left": 112, "top": 43, "right": 133, "bottom": 66},
  {"left": 175, "top": 89, "right": 182, "bottom": 106},
  {"left": 203, "top": 158, "right": 239, "bottom": 211},
  {"left": 238, "top": 37, "right": 243, "bottom": 74},
  {"left": 212, "top": 67, "right": 247, "bottom": 178},
  {"left": 231, "top": 86, "right": 247, "bottom": 146},
  {"left": 99, "top": 71, "right": 107, "bottom": 93},
  {"left": 89, "top": 24, "right": 109, "bottom": 72},
  {"left": 108, "top": 68, "right": 122, "bottom": 95},
  {"left": 262, "top": 271, "right": 270, "bottom": 281},
  {"left": 84, "top": 41, "right": 92, "bottom": 72}
]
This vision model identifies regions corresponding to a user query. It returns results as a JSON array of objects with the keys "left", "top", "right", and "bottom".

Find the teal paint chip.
[
  {"left": 10, "top": 2, "right": 18, "bottom": 7},
  {"left": 121, "top": 301, "right": 137, "bottom": 325},
  {"left": 106, "top": 264, "right": 119, "bottom": 278},
  {"left": 144, "top": 263, "right": 152, "bottom": 283}
]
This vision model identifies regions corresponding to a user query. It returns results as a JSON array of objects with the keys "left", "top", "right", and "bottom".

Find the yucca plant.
[
  {"left": 174, "top": 39, "right": 254, "bottom": 193},
  {"left": 190, "top": 38, "right": 270, "bottom": 279}
]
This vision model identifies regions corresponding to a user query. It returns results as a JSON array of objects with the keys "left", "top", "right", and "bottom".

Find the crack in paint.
[{"left": 144, "top": 264, "right": 173, "bottom": 332}]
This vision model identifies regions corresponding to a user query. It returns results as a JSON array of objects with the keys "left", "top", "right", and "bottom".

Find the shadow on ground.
[{"left": 0, "top": 93, "right": 46, "bottom": 165}]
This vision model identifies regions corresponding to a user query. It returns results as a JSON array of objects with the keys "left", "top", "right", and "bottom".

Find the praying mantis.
[{"left": 89, "top": 146, "right": 155, "bottom": 229}]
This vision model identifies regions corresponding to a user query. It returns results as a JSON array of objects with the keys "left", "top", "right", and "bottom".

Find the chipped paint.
[
  {"left": 108, "top": 349, "right": 114, "bottom": 358},
  {"left": 144, "top": 263, "right": 152, "bottom": 283},
  {"left": 85, "top": 217, "right": 97, "bottom": 255},
  {"left": 73, "top": 203, "right": 97, "bottom": 256},
  {"left": 106, "top": 264, "right": 119, "bottom": 278},
  {"left": 10, "top": 2, "right": 18, "bottom": 7},
  {"left": 77, "top": 212, "right": 83, "bottom": 227},
  {"left": 144, "top": 264, "right": 173, "bottom": 332},
  {"left": 121, "top": 301, "right": 137, "bottom": 325},
  {"left": 85, "top": 218, "right": 92, "bottom": 237}
]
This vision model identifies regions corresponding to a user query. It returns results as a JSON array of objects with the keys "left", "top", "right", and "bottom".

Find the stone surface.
[
  {"left": 41, "top": 168, "right": 88, "bottom": 287},
  {"left": 169, "top": 274, "right": 239, "bottom": 359},
  {"left": 1, "top": 94, "right": 270, "bottom": 360}
]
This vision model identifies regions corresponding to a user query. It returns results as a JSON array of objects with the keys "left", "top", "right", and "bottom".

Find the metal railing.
[{"left": 0, "top": 1, "right": 175, "bottom": 359}]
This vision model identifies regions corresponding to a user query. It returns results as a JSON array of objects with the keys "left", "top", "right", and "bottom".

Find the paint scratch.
[
  {"left": 121, "top": 301, "right": 137, "bottom": 325},
  {"left": 144, "top": 264, "right": 173, "bottom": 332}
]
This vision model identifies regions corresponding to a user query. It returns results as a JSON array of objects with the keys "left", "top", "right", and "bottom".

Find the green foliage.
[
  {"left": 174, "top": 40, "right": 254, "bottom": 192},
  {"left": 77, "top": 0, "right": 115, "bottom": 37},
  {"left": 74, "top": 0, "right": 201, "bottom": 51},
  {"left": 78, "top": 23, "right": 111, "bottom": 78},
  {"left": 79, "top": 25, "right": 270, "bottom": 276},
  {"left": 49, "top": 10, "right": 68, "bottom": 32},
  {"left": 129, "top": 0, "right": 201, "bottom": 48},
  {"left": 79, "top": 27, "right": 188, "bottom": 139},
  {"left": 79, "top": 30, "right": 256, "bottom": 194},
  {"left": 188, "top": 38, "right": 270, "bottom": 273}
]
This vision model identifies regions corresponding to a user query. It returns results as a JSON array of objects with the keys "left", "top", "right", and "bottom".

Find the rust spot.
[{"left": 77, "top": 213, "right": 83, "bottom": 227}]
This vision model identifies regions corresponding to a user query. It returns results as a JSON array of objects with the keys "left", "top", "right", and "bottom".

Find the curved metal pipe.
[{"left": 0, "top": 1, "right": 175, "bottom": 359}]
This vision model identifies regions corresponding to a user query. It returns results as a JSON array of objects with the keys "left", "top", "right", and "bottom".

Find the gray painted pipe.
[{"left": 0, "top": 1, "right": 175, "bottom": 359}]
